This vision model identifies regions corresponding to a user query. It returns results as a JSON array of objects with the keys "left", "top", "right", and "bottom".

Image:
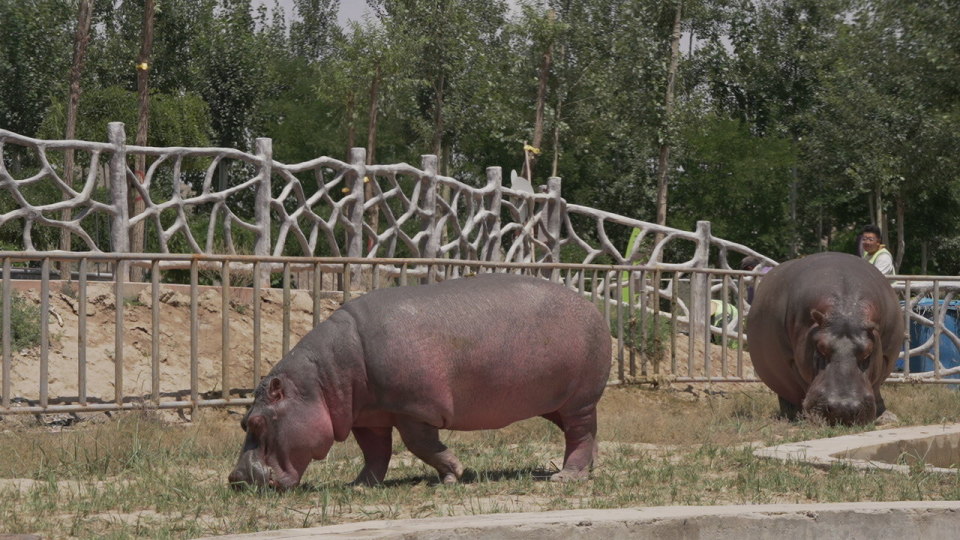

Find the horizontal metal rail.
[{"left": 1, "top": 252, "right": 958, "bottom": 415}]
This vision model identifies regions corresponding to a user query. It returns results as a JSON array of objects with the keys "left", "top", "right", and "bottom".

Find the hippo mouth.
[
  {"left": 803, "top": 396, "right": 876, "bottom": 426},
  {"left": 229, "top": 450, "right": 302, "bottom": 491}
]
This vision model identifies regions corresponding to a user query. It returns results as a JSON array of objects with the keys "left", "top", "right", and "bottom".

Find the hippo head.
[
  {"left": 228, "top": 373, "right": 334, "bottom": 491},
  {"left": 800, "top": 309, "right": 884, "bottom": 425}
]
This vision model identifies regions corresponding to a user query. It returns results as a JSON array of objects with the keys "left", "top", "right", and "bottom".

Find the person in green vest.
[{"left": 860, "top": 224, "right": 895, "bottom": 275}]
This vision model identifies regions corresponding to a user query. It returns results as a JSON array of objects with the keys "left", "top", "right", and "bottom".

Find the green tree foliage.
[
  {"left": 0, "top": 1, "right": 73, "bottom": 136},
  {"left": 672, "top": 115, "right": 795, "bottom": 257},
  {"left": 0, "top": 0, "right": 958, "bottom": 272}
]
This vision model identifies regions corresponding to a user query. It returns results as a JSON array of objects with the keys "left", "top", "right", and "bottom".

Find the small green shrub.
[{"left": 2, "top": 291, "right": 41, "bottom": 349}]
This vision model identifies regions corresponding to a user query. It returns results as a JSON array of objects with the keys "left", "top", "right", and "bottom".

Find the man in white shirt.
[{"left": 860, "top": 224, "right": 895, "bottom": 275}]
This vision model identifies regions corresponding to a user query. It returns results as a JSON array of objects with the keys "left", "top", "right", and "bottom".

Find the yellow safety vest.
[{"left": 864, "top": 247, "right": 891, "bottom": 265}]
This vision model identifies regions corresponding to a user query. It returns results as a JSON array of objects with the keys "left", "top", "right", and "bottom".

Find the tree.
[
  {"left": 290, "top": 0, "right": 341, "bottom": 61},
  {"left": 655, "top": 1, "right": 683, "bottom": 230},
  {"left": 131, "top": 0, "right": 156, "bottom": 279},
  {"left": 59, "top": 0, "right": 94, "bottom": 256}
]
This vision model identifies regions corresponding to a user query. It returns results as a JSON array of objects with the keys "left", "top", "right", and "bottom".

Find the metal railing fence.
[{"left": 2, "top": 252, "right": 959, "bottom": 416}]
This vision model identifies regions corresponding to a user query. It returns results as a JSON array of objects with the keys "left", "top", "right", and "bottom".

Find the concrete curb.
[
  {"left": 754, "top": 423, "right": 960, "bottom": 473},
  {"left": 199, "top": 501, "right": 960, "bottom": 539}
]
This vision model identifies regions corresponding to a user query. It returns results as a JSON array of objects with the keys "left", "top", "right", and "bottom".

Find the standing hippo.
[
  {"left": 228, "top": 273, "right": 611, "bottom": 490},
  {"left": 748, "top": 252, "right": 904, "bottom": 425}
]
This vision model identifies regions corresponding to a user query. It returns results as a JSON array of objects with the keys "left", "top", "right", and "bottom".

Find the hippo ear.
[
  {"left": 811, "top": 310, "right": 826, "bottom": 327},
  {"left": 267, "top": 376, "right": 285, "bottom": 403}
]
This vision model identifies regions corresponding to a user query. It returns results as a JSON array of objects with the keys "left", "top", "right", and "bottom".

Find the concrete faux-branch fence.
[{"left": 1, "top": 126, "right": 958, "bottom": 415}]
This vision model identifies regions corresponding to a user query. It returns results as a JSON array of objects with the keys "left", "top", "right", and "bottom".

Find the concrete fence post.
[
  {"left": 107, "top": 122, "right": 129, "bottom": 254},
  {"left": 546, "top": 177, "right": 562, "bottom": 263},
  {"left": 419, "top": 154, "right": 439, "bottom": 259},
  {"left": 690, "top": 220, "right": 712, "bottom": 351},
  {"left": 484, "top": 167, "right": 503, "bottom": 263},
  {"left": 347, "top": 147, "right": 366, "bottom": 258},
  {"left": 255, "top": 137, "right": 272, "bottom": 258}
]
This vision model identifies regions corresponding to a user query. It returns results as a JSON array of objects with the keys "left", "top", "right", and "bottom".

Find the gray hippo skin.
[
  {"left": 748, "top": 252, "right": 904, "bottom": 425},
  {"left": 228, "top": 273, "right": 611, "bottom": 490}
]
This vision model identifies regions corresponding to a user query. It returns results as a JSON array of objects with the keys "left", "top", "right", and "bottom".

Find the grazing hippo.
[
  {"left": 228, "top": 273, "right": 611, "bottom": 490},
  {"left": 747, "top": 252, "right": 904, "bottom": 425}
]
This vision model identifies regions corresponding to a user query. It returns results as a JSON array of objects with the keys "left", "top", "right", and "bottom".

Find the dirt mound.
[{"left": 6, "top": 283, "right": 339, "bottom": 404}]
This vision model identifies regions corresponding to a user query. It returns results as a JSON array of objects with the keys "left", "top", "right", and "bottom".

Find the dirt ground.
[
  {"left": 5, "top": 282, "right": 337, "bottom": 404},
  {"left": 4, "top": 281, "right": 748, "bottom": 407}
]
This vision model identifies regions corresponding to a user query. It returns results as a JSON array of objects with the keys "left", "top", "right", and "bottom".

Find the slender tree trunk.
[
  {"left": 344, "top": 92, "right": 356, "bottom": 158},
  {"left": 895, "top": 190, "right": 905, "bottom": 272},
  {"left": 365, "top": 63, "right": 382, "bottom": 252},
  {"left": 59, "top": 0, "right": 93, "bottom": 266},
  {"left": 655, "top": 2, "right": 683, "bottom": 231},
  {"left": 431, "top": 76, "right": 445, "bottom": 158},
  {"left": 551, "top": 92, "right": 563, "bottom": 178},
  {"left": 874, "top": 184, "right": 884, "bottom": 239},
  {"left": 523, "top": 10, "right": 555, "bottom": 181},
  {"left": 789, "top": 161, "right": 798, "bottom": 257},
  {"left": 131, "top": 0, "right": 155, "bottom": 281}
]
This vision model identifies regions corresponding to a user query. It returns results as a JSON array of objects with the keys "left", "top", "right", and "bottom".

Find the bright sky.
[{"left": 252, "top": 0, "right": 374, "bottom": 27}]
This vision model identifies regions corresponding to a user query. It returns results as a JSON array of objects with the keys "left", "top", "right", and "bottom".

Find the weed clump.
[{"left": 1, "top": 291, "right": 41, "bottom": 349}]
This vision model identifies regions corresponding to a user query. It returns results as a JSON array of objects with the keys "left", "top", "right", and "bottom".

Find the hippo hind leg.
[
  {"left": 395, "top": 417, "right": 464, "bottom": 484},
  {"left": 350, "top": 427, "right": 393, "bottom": 486},
  {"left": 545, "top": 406, "right": 598, "bottom": 482}
]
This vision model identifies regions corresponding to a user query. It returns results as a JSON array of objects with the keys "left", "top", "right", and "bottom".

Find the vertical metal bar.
[
  {"left": 578, "top": 268, "right": 585, "bottom": 295},
  {"left": 114, "top": 259, "right": 127, "bottom": 405},
  {"left": 615, "top": 271, "right": 624, "bottom": 382},
  {"left": 222, "top": 260, "right": 231, "bottom": 400},
  {"left": 591, "top": 270, "right": 598, "bottom": 304},
  {"left": 933, "top": 279, "right": 942, "bottom": 378},
  {"left": 627, "top": 270, "right": 636, "bottom": 378},
  {"left": 703, "top": 270, "right": 712, "bottom": 381},
  {"left": 40, "top": 258, "right": 50, "bottom": 409},
  {"left": 343, "top": 263, "right": 352, "bottom": 302},
  {"left": 652, "top": 270, "right": 662, "bottom": 377},
  {"left": 903, "top": 280, "right": 912, "bottom": 375},
  {"left": 282, "top": 262, "right": 291, "bottom": 356},
  {"left": 603, "top": 271, "right": 611, "bottom": 323},
  {"left": 720, "top": 274, "right": 730, "bottom": 377},
  {"left": 687, "top": 274, "right": 694, "bottom": 377},
  {"left": 190, "top": 258, "right": 199, "bottom": 408},
  {"left": 372, "top": 263, "right": 380, "bottom": 290},
  {"left": 637, "top": 269, "right": 646, "bottom": 377},
  {"left": 253, "top": 260, "right": 262, "bottom": 386},
  {"left": 400, "top": 262, "right": 408, "bottom": 287},
  {"left": 670, "top": 273, "right": 679, "bottom": 374},
  {"left": 151, "top": 259, "right": 159, "bottom": 405},
  {"left": 736, "top": 272, "right": 746, "bottom": 379},
  {"left": 1, "top": 257, "right": 9, "bottom": 409},
  {"left": 78, "top": 258, "right": 88, "bottom": 405},
  {"left": 313, "top": 261, "right": 322, "bottom": 328}
]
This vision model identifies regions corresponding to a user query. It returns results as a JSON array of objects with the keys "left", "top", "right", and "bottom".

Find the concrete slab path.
[{"left": 199, "top": 501, "right": 960, "bottom": 539}]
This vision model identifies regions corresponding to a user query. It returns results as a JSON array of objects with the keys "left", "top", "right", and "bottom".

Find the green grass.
[{"left": 1, "top": 384, "right": 960, "bottom": 538}]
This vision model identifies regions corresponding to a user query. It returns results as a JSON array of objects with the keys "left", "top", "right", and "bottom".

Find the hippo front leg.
[
  {"left": 395, "top": 417, "right": 464, "bottom": 484},
  {"left": 778, "top": 396, "right": 801, "bottom": 421},
  {"left": 350, "top": 426, "right": 393, "bottom": 486}
]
